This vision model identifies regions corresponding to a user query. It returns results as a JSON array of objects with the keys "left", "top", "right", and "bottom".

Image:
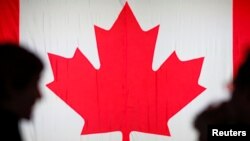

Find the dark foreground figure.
[
  {"left": 0, "top": 43, "right": 43, "bottom": 141},
  {"left": 194, "top": 50, "right": 250, "bottom": 141}
]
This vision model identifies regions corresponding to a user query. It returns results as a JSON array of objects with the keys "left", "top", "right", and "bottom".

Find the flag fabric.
[
  {"left": 0, "top": 0, "right": 19, "bottom": 43},
  {"left": 0, "top": 0, "right": 250, "bottom": 141}
]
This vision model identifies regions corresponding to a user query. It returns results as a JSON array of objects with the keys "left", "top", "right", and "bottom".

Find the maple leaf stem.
[{"left": 122, "top": 131, "right": 130, "bottom": 141}]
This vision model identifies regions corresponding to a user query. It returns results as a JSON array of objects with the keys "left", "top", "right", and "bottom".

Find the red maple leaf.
[{"left": 47, "top": 3, "right": 205, "bottom": 141}]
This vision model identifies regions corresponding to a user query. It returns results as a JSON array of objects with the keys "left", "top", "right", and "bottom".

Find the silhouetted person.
[
  {"left": 0, "top": 43, "right": 43, "bottom": 141},
  {"left": 194, "top": 50, "right": 250, "bottom": 141}
]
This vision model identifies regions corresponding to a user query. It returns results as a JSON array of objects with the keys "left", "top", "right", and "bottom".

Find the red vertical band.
[
  {"left": 233, "top": 0, "right": 250, "bottom": 76},
  {"left": 0, "top": 0, "right": 19, "bottom": 43}
]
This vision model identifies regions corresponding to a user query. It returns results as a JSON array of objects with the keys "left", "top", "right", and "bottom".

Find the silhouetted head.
[
  {"left": 233, "top": 50, "right": 250, "bottom": 93},
  {"left": 0, "top": 43, "right": 43, "bottom": 120},
  {"left": 230, "top": 49, "right": 250, "bottom": 106}
]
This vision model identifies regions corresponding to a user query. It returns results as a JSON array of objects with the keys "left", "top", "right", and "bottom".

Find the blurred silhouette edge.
[
  {"left": 0, "top": 43, "right": 44, "bottom": 141},
  {"left": 194, "top": 47, "right": 250, "bottom": 141}
]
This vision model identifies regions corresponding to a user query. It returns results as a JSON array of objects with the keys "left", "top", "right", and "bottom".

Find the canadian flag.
[{"left": 1, "top": 0, "right": 250, "bottom": 141}]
